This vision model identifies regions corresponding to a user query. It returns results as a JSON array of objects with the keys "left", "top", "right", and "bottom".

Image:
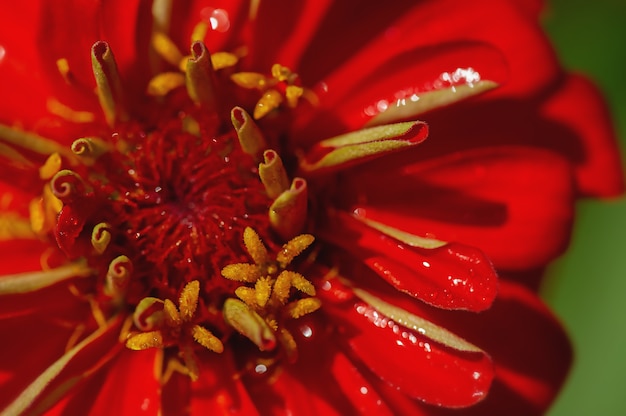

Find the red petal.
[
  {"left": 539, "top": 74, "right": 624, "bottom": 196},
  {"left": 320, "top": 211, "right": 497, "bottom": 311},
  {"left": 86, "top": 349, "right": 161, "bottom": 416},
  {"left": 295, "top": 42, "right": 507, "bottom": 140},
  {"left": 0, "top": 315, "right": 123, "bottom": 414},
  {"left": 336, "top": 146, "right": 574, "bottom": 270},
  {"left": 190, "top": 349, "right": 259, "bottom": 415},
  {"left": 320, "top": 281, "right": 494, "bottom": 408},
  {"left": 0, "top": 0, "right": 150, "bottom": 141}
]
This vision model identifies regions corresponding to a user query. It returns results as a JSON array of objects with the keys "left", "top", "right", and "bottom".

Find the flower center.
[{"left": 28, "top": 36, "right": 320, "bottom": 381}]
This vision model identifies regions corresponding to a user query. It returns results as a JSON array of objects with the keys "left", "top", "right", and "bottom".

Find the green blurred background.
[{"left": 542, "top": 0, "right": 626, "bottom": 415}]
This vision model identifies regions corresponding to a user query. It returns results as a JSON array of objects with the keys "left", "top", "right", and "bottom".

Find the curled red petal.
[
  {"left": 320, "top": 281, "right": 494, "bottom": 408},
  {"left": 320, "top": 211, "right": 497, "bottom": 311}
]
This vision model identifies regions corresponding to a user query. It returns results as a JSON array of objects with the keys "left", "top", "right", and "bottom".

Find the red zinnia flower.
[{"left": 0, "top": 1, "right": 621, "bottom": 415}]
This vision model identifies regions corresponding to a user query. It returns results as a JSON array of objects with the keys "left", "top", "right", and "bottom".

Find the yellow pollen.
[
  {"left": 254, "top": 89, "right": 283, "bottom": 119},
  {"left": 285, "top": 298, "right": 321, "bottom": 319},
  {"left": 163, "top": 298, "right": 182, "bottom": 328},
  {"left": 147, "top": 72, "right": 186, "bottom": 96},
  {"left": 39, "top": 153, "right": 62, "bottom": 180},
  {"left": 192, "top": 325, "right": 224, "bottom": 353},
  {"left": 152, "top": 31, "right": 185, "bottom": 67},
  {"left": 231, "top": 63, "right": 312, "bottom": 119},
  {"left": 243, "top": 227, "right": 269, "bottom": 265},
  {"left": 255, "top": 277, "right": 273, "bottom": 307},
  {"left": 47, "top": 98, "right": 95, "bottom": 123},
  {"left": 126, "top": 330, "right": 164, "bottom": 350},
  {"left": 277, "top": 233, "right": 315, "bottom": 267},
  {"left": 179, "top": 280, "right": 200, "bottom": 321},
  {"left": 56, "top": 58, "right": 71, "bottom": 83},
  {"left": 221, "top": 263, "right": 261, "bottom": 283}
]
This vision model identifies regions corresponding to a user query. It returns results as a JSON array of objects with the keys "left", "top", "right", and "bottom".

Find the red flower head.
[{"left": 0, "top": 1, "right": 622, "bottom": 415}]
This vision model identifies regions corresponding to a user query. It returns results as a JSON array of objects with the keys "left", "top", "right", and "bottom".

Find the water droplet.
[
  {"left": 201, "top": 7, "right": 230, "bottom": 32},
  {"left": 0, "top": 45, "right": 6, "bottom": 63}
]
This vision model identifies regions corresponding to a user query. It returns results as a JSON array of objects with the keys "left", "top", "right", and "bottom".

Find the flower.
[{"left": 0, "top": 0, "right": 622, "bottom": 415}]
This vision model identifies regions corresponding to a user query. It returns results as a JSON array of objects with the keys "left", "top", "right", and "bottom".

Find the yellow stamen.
[
  {"left": 221, "top": 263, "right": 261, "bottom": 283},
  {"left": 211, "top": 52, "right": 239, "bottom": 70},
  {"left": 277, "top": 233, "right": 315, "bottom": 267},
  {"left": 152, "top": 31, "right": 184, "bottom": 67},
  {"left": 29, "top": 185, "right": 63, "bottom": 235},
  {"left": 191, "top": 21, "right": 209, "bottom": 42},
  {"left": 47, "top": 98, "right": 95, "bottom": 123},
  {"left": 272, "top": 271, "right": 293, "bottom": 304},
  {"left": 39, "top": 153, "right": 62, "bottom": 180},
  {"left": 235, "top": 286, "right": 257, "bottom": 306},
  {"left": 255, "top": 277, "right": 273, "bottom": 307},
  {"left": 243, "top": 226, "right": 269, "bottom": 265},
  {"left": 178, "top": 280, "right": 200, "bottom": 322},
  {"left": 230, "top": 72, "right": 268, "bottom": 89},
  {"left": 56, "top": 58, "right": 71, "bottom": 83},
  {"left": 147, "top": 72, "right": 186, "bottom": 96},
  {"left": 269, "top": 178, "right": 308, "bottom": 240},
  {"left": 254, "top": 89, "right": 283, "bottom": 119},
  {"left": 163, "top": 298, "right": 182, "bottom": 327},
  {"left": 289, "top": 272, "right": 316, "bottom": 296},
  {"left": 0, "top": 212, "right": 36, "bottom": 240},
  {"left": 285, "top": 85, "right": 303, "bottom": 108},
  {"left": 285, "top": 298, "right": 321, "bottom": 319},
  {"left": 259, "top": 150, "right": 290, "bottom": 199},
  {"left": 271, "top": 64, "right": 292, "bottom": 82},
  {"left": 126, "top": 330, "right": 164, "bottom": 350},
  {"left": 192, "top": 325, "right": 224, "bottom": 353}
]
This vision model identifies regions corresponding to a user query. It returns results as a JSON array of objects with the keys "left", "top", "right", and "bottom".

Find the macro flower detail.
[{"left": 0, "top": 1, "right": 622, "bottom": 415}]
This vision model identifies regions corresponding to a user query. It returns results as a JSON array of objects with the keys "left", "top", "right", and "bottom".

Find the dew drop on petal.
[
  {"left": 201, "top": 7, "right": 230, "bottom": 32},
  {"left": 0, "top": 45, "right": 6, "bottom": 63}
]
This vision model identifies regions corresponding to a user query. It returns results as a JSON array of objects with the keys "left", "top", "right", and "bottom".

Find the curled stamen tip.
[
  {"left": 50, "top": 169, "right": 88, "bottom": 202},
  {"left": 105, "top": 255, "right": 132, "bottom": 296},
  {"left": 91, "top": 222, "right": 112, "bottom": 254},
  {"left": 71, "top": 137, "right": 109, "bottom": 160},
  {"left": 223, "top": 298, "right": 276, "bottom": 351}
]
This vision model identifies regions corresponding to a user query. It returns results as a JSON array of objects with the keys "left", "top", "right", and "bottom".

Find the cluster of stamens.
[{"left": 221, "top": 227, "right": 320, "bottom": 360}]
